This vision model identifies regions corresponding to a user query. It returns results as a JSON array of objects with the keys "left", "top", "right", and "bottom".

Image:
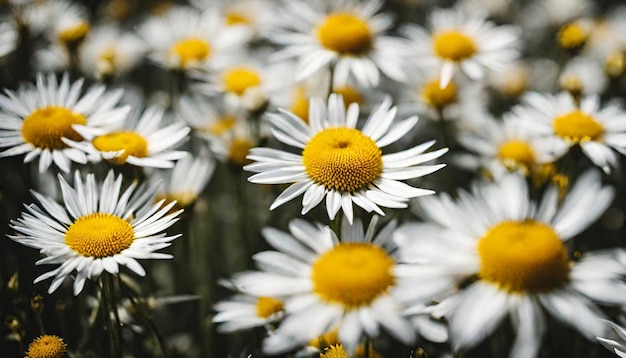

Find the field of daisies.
[{"left": 4, "top": 0, "right": 626, "bottom": 357}]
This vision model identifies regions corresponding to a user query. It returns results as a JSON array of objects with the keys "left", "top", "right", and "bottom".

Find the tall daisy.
[
  {"left": 269, "top": 0, "right": 407, "bottom": 87},
  {"left": 9, "top": 170, "right": 183, "bottom": 295},
  {"left": 395, "top": 171, "right": 625, "bottom": 357},
  {"left": 0, "top": 19, "right": 18, "bottom": 59},
  {"left": 402, "top": 5, "right": 521, "bottom": 88},
  {"left": 512, "top": 92, "right": 626, "bottom": 173},
  {"left": 0, "top": 73, "right": 130, "bottom": 173},
  {"left": 232, "top": 216, "right": 415, "bottom": 353},
  {"left": 213, "top": 292, "right": 285, "bottom": 333},
  {"left": 65, "top": 106, "right": 190, "bottom": 168},
  {"left": 245, "top": 94, "right": 447, "bottom": 223}
]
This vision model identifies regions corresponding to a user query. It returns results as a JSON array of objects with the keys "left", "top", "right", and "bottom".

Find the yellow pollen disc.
[
  {"left": 312, "top": 243, "right": 394, "bottom": 308},
  {"left": 169, "top": 38, "right": 211, "bottom": 68},
  {"left": 303, "top": 128, "right": 382, "bottom": 192},
  {"left": 552, "top": 110, "right": 604, "bottom": 142},
  {"left": 497, "top": 140, "right": 536, "bottom": 171},
  {"left": 223, "top": 67, "right": 262, "bottom": 96},
  {"left": 433, "top": 31, "right": 477, "bottom": 62},
  {"left": 333, "top": 86, "right": 363, "bottom": 106},
  {"left": 92, "top": 131, "right": 149, "bottom": 165},
  {"left": 228, "top": 137, "right": 253, "bottom": 166},
  {"left": 26, "top": 335, "right": 67, "bottom": 358},
  {"left": 320, "top": 345, "right": 348, "bottom": 358},
  {"left": 606, "top": 52, "right": 625, "bottom": 78},
  {"left": 209, "top": 115, "right": 237, "bottom": 135},
  {"left": 156, "top": 192, "right": 195, "bottom": 210},
  {"left": 59, "top": 21, "right": 90, "bottom": 44},
  {"left": 290, "top": 88, "right": 310, "bottom": 123},
  {"left": 421, "top": 78, "right": 458, "bottom": 108},
  {"left": 560, "top": 75, "right": 582, "bottom": 96},
  {"left": 65, "top": 213, "right": 134, "bottom": 258},
  {"left": 226, "top": 11, "right": 250, "bottom": 26},
  {"left": 21, "top": 106, "right": 86, "bottom": 150},
  {"left": 558, "top": 23, "right": 588, "bottom": 49},
  {"left": 478, "top": 220, "right": 570, "bottom": 293},
  {"left": 255, "top": 297, "right": 284, "bottom": 319},
  {"left": 316, "top": 13, "right": 373, "bottom": 55},
  {"left": 309, "top": 330, "right": 340, "bottom": 349}
]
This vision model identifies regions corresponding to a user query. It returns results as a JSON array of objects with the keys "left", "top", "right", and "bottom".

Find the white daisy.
[
  {"left": 9, "top": 170, "right": 183, "bottom": 295},
  {"left": 138, "top": 6, "right": 248, "bottom": 71},
  {"left": 559, "top": 56, "right": 608, "bottom": 96},
  {"left": 0, "top": 19, "right": 18, "bottom": 59},
  {"left": 213, "top": 293, "right": 285, "bottom": 333},
  {"left": 0, "top": 73, "right": 130, "bottom": 173},
  {"left": 395, "top": 171, "right": 625, "bottom": 357},
  {"left": 245, "top": 94, "right": 447, "bottom": 223},
  {"left": 45, "top": 0, "right": 90, "bottom": 48},
  {"left": 402, "top": 5, "right": 521, "bottom": 88},
  {"left": 190, "top": 0, "right": 276, "bottom": 40},
  {"left": 269, "top": 0, "right": 408, "bottom": 87},
  {"left": 512, "top": 92, "right": 626, "bottom": 173},
  {"left": 65, "top": 106, "right": 190, "bottom": 169},
  {"left": 232, "top": 216, "right": 416, "bottom": 354}
]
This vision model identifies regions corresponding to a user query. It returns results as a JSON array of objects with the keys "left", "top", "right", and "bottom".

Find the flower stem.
[{"left": 100, "top": 274, "right": 122, "bottom": 358}]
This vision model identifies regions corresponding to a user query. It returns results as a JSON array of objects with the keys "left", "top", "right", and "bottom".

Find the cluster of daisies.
[{"left": 3, "top": 0, "right": 626, "bottom": 357}]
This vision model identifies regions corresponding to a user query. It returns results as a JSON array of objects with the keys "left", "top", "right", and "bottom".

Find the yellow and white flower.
[
  {"left": 213, "top": 293, "right": 285, "bottom": 333},
  {"left": 395, "top": 171, "right": 624, "bottom": 357},
  {"left": 0, "top": 19, "right": 18, "bottom": 59},
  {"left": 402, "top": 5, "right": 521, "bottom": 88},
  {"left": 9, "top": 170, "right": 183, "bottom": 295},
  {"left": 269, "top": 0, "right": 408, "bottom": 87},
  {"left": 233, "top": 217, "right": 415, "bottom": 353},
  {"left": 0, "top": 73, "right": 129, "bottom": 172},
  {"left": 66, "top": 106, "right": 190, "bottom": 168},
  {"left": 245, "top": 94, "right": 447, "bottom": 223},
  {"left": 512, "top": 92, "right": 626, "bottom": 173}
]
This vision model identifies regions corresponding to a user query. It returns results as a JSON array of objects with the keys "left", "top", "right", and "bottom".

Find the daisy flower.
[
  {"left": 190, "top": 0, "right": 276, "bottom": 40},
  {"left": 559, "top": 56, "right": 608, "bottom": 96},
  {"left": 245, "top": 94, "right": 447, "bottom": 223},
  {"left": 0, "top": 73, "right": 130, "bottom": 173},
  {"left": 138, "top": 6, "right": 248, "bottom": 71},
  {"left": 270, "top": 0, "right": 408, "bottom": 87},
  {"left": 65, "top": 106, "right": 190, "bottom": 168},
  {"left": 512, "top": 92, "right": 626, "bottom": 173},
  {"left": 44, "top": 0, "right": 90, "bottom": 49},
  {"left": 233, "top": 216, "right": 416, "bottom": 353},
  {"left": 25, "top": 335, "right": 67, "bottom": 358},
  {"left": 213, "top": 292, "right": 285, "bottom": 333},
  {"left": 395, "top": 171, "right": 625, "bottom": 357},
  {"left": 0, "top": 19, "right": 18, "bottom": 59},
  {"left": 402, "top": 5, "right": 521, "bottom": 88},
  {"left": 9, "top": 170, "right": 183, "bottom": 295}
]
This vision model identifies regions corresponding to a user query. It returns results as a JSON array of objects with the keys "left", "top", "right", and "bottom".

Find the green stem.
[
  {"left": 363, "top": 335, "right": 371, "bottom": 358},
  {"left": 100, "top": 275, "right": 121, "bottom": 358},
  {"left": 34, "top": 313, "right": 45, "bottom": 335}
]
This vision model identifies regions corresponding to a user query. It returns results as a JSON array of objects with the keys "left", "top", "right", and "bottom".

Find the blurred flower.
[
  {"left": 559, "top": 56, "right": 608, "bottom": 96},
  {"left": 25, "top": 335, "right": 67, "bottom": 358},
  {"left": 233, "top": 216, "right": 415, "bottom": 353},
  {"left": 9, "top": 170, "right": 183, "bottom": 295},
  {"left": 191, "top": 0, "right": 276, "bottom": 40},
  {"left": 213, "top": 292, "right": 285, "bottom": 333},
  {"left": 0, "top": 19, "right": 18, "bottom": 59},
  {"left": 0, "top": 73, "right": 129, "bottom": 172},
  {"left": 245, "top": 94, "right": 447, "bottom": 223},
  {"left": 403, "top": 5, "right": 521, "bottom": 88},
  {"left": 66, "top": 106, "right": 190, "bottom": 168},
  {"left": 270, "top": 0, "right": 407, "bottom": 87},
  {"left": 396, "top": 171, "right": 623, "bottom": 357}
]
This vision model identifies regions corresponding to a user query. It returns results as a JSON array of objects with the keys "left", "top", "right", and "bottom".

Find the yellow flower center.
[
  {"left": 26, "top": 335, "right": 67, "bottom": 358},
  {"left": 169, "top": 38, "right": 211, "bottom": 68},
  {"left": 92, "top": 131, "right": 149, "bottom": 165},
  {"left": 21, "top": 106, "right": 87, "bottom": 150},
  {"left": 421, "top": 78, "right": 458, "bottom": 108},
  {"left": 433, "top": 31, "right": 477, "bottom": 62},
  {"left": 209, "top": 115, "right": 237, "bottom": 136},
  {"left": 223, "top": 67, "right": 262, "bottom": 96},
  {"left": 333, "top": 86, "right": 363, "bottom": 106},
  {"left": 478, "top": 220, "right": 570, "bottom": 293},
  {"left": 228, "top": 137, "right": 253, "bottom": 166},
  {"left": 606, "top": 52, "right": 625, "bottom": 78},
  {"left": 552, "top": 110, "right": 604, "bottom": 142},
  {"left": 59, "top": 21, "right": 89, "bottom": 45},
  {"left": 497, "top": 140, "right": 536, "bottom": 171},
  {"left": 255, "top": 297, "right": 284, "bottom": 319},
  {"left": 291, "top": 88, "right": 310, "bottom": 123},
  {"left": 558, "top": 23, "right": 588, "bottom": 49},
  {"left": 156, "top": 192, "right": 196, "bottom": 210},
  {"left": 312, "top": 243, "right": 394, "bottom": 308},
  {"left": 309, "top": 330, "right": 340, "bottom": 349},
  {"left": 316, "top": 13, "right": 373, "bottom": 55},
  {"left": 303, "top": 128, "right": 382, "bottom": 192},
  {"left": 320, "top": 345, "right": 348, "bottom": 358},
  {"left": 560, "top": 75, "right": 583, "bottom": 96},
  {"left": 225, "top": 11, "right": 250, "bottom": 26},
  {"left": 65, "top": 213, "right": 134, "bottom": 258}
]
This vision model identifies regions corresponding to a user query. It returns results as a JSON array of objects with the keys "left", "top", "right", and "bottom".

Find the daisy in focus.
[
  {"left": 0, "top": 73, "right": 129, "bottom": 172},
  {"left": 395, "top": 171, "right": 625, "bottom": 357},
  {"left": 402, "top": 5, "right": 521, "bottom": 88},
  {"left": 245, "top": 94, "right": 447, "bottom": 223},
  {"left": 9, "top": 170, "right": 183, "bottom": 295},
  {"left": 233, "top": 216, "right": 416, "bottom": 353},
  {"left": 270, "top": 0, "right": 407, "bottom": 87},
  {"left": 25, "top": 335, "right": 67, "bottom": 358},
  {"left": 512, "top": 92, "right": 626, "bottom": 173},
  {"left": 65, "top": 106, "right": 190, "bottom": 168}
]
